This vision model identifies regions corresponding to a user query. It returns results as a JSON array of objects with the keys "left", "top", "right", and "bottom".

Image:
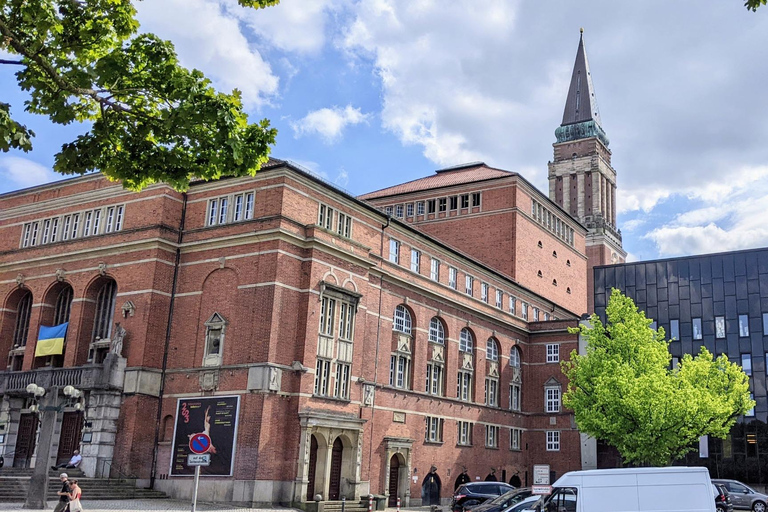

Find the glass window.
[
  {"left": 481, "top": 283, "right": 489, "bottom": 303},
  {"left": 395, "top": 204, "right": 403, "bottom": 218},
  {"left": 457, "top": 370, "right": 472, "bottom": 401},
  {"left": 509, "top": 296, "right": 516, "bottom": 315},
  {"left": 406, "top": 203, "right": 414, "bottom": 217},
  {"left": 466, "top": 275, "right": 474, "bottom": 296},
  {"left": 486, "top": 338, "right": 499, "bottom": 362},
  {"left": 693, "top": 318, "right": 703, "bottom": 340},
  {"left": 417, "top": 202, "right": 425, "bottom": 215},
  {"left": 459, "top": 328, "right": 474, "bottom": 353},
  {"left": 208, "top": 199, "right": 218, "bottom": 226},
  {"left": 92, "top": 280, "right": 117, "bottom": 341},
  {"left": 429, "top": 318, "right": 445, "bottom": 344},
  {"left": 338, "top": 302, "right": 355, "bottom": 340},
  {"left": 485, "top": 378, "right": 499, "bottom": 407},
  {"left": 510, "top": 384, "right": 521, "bottom": 412},
  {"left": 742, "top": 354, "right": 752, "bottom": 376},
  {"left": 410, "top": 249, "right": 421, "bottom": 273},
  {"left": 739, "top": 315, "right": 750, "bottom": 337},
  {"left": 533, "top": 307, "right": 540, "bottom": 321},
  {"left": 438, "top": 198, "right": 447, "bottom": 212},
  {"left": 546, "top": 431, "right": 560, "bottom": 451},
  {"left": 763, "top": 313, "right": 768, "bottom": 335},
  {"left": 314, "top": 359, "right": 331, "bottom": 396},
  {"left": 458, "top": 421, "right": 473, "bottom": 446},
  {"left": 747, "top": 393, "right": 755, "bottom": 417},
  {"left": 385, "top": 206, "right": 393, "bottom": 216},
  {"left": 334, "top": 363, "right": 351, "bottom": 399},
  {"left": 449, "top": 267, "right": 457, "bottom": 289},
  {"left": 510, "top": 428, "right": 521, "bottom": 450},
  {"left": 319, "top": 297, "right": 336, "bottom": 336},
  {"left": 233, "top": 194, "right": 244, "bottom": 221},
  {"left": 389, "top": 239, "right": 400, "bottom": 264},
  {"left": 426, "top": 362, "right": 444, "bottom": 396},
  {"left": 547, "top": 344, "right": 560, "bottom": 363},
  {"left": 244, "top": 193, "right": 254, "bottom": 219},
  {"left": 485, "top": 425, "right": 499, "bottom": 448},
  {"left": 715, "top": 317, "right": 725, "bottom": 339},
  {"left": 461, "top": 195, "right": 469, "bottom": 209},
  {"left": 510, "top": 346, "right": 521, "bottom": 368},
  {"left": 12, "top": 292, "right": 33, "bottom": 348},
  {"left": 496, "top": 290, "right": 503, "bottom": 309},
  {"left": 546, "top": 387, "right": 561, "bottom": 413},
  {"left": 393, "top": 305, "right": 412, "bottom": 334},
  {"left": 427, "top": 199, "right": 436, "bottom": 214},
  {"left": 522, "top": 303, "right": 529, "bottom": 321},
  {"left": 430, "top": 258, "right": 440, "bottom": 281},
  {"left": 670, "top": 319, "right": 680, "bottom": 340},
  {"left": 472, "top": 193, "right": 481, "bottom": 207},
  {"left": 218, "top": 197, "right": 229, "bottom": 225},
  {"left": 425, "top": 417, "right": 443, "bottom": 443},
  {"left": 450, "top": 196, "right": 458, "bottom": 210}
]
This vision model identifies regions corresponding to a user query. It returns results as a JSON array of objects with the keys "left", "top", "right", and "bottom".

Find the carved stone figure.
[{"left": 110, "top": 323, "right": 126, "bottom": 356}]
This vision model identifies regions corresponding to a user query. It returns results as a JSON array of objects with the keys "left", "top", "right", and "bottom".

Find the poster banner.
[{"left": 170, "top": 395, "right": 240, "bottom": 476}]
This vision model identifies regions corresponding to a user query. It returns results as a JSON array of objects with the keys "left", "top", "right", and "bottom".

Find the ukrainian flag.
[{"left": 35, "top": 323, "right": 68, "bottom": 357}]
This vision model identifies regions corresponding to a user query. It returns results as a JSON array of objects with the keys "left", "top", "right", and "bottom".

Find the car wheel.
[{"left": 753, "top": 502, "right": 766, "bottom": 512}]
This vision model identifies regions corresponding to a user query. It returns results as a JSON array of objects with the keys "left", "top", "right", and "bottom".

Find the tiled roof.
[{"left": 358, "top": 162, "right": 515, "bottom": 200}]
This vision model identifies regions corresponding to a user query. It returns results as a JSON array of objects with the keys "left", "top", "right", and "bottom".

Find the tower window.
[{"left": 537, "top": 271, "right": 543, "bottom": 278}]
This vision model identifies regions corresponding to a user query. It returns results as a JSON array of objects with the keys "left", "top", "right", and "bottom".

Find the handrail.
[{"left": 101, "top": 459, "right": 137, "bottom": 483}]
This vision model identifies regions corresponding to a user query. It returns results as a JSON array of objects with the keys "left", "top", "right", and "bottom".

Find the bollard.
[
  {"left": 397, "top": 497, "right": 401, "bottom": 512},
  {"left": 342, "top": 497, "right": 346, "bottom": 512},
  {"left": 368, "top": 495, "right": 374, "bottom": 512}
]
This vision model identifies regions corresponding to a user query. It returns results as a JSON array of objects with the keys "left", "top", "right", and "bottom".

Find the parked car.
[
  {"left": 714, "top": 482, "right": 734, "bottom": 512},
  {"left": 508, "top": 495, "right": 542, "bottom": 512},
  {"left": 466, "top": 488, "right": 534, "bottom": 512},
  {"left": 712, "top": 479, "right": 768, "bottom": 512},
  {"left": 452, "top": 482, "right": 516, "bottom": 512}
]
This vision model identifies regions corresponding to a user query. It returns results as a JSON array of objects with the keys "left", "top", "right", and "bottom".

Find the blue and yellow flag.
[{"left": 35, "top": 322, "right": 68, "bottom": 357}]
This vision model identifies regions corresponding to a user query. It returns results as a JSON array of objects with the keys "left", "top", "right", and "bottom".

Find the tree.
[
  {"left": 746, "top": 0, "right": 767, "bottom": 11},
  {"left": 562, "top": 289, "right": 754, "bottom": 467},
  {"left": 0, "top": 0, "right": 279, "bottom": 191}
]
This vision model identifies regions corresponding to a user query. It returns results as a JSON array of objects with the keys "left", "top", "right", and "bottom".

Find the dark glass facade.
[{"left": 594, "top": 248, "right": 768, "bottom": 484}]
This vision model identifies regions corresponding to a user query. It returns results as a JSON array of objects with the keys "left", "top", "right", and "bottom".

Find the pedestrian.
[
  {"left": 68, "top": 479, "right": 83, "bottom": 512},
  {"left": 53, "top": 473, "right": 71, "bottom": 512},
  {"left": 51, "top": 450, "right": 82, "bottom": 470}
]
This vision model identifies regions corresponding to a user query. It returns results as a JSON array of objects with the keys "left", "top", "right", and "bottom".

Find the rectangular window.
[
  {"left": 457, "top": 421, "right": 473, "bottom": 446},
  {"left": 472, "top": 193, "right": 481, "bottom": 207},
  {"left": 546, "top": 387, "right": 561, "bottom": 413},
  {"left": 547, "top": 344, "right": 560, "bottom": 363},
  {"left": 337, "top": 212, "right": 351, "bottom": 238},
  {"left": 533, "top": 307, "right": 539, "bottom": 322},
  {"left": 390, "top": 355, "right": 411, "bottom": 389},
  {"left": 70, "top": 214, "right": 80, "bottom": 239},
  {"left": 395, "top": 204, "right": 404, "bottom": 218},
  {"left": 411, "top": 249, "right": 421, "bottom": 273},
  {"left": 739, "top": 315, "right": 750, "bottom": 337},
  {"left": 319, "top": 204, "right": 333, "bottom": 229},
  {"left": 41, "top": 219, "right": 51, "bottom": 244},
  {"left": 511, "top": 428, "right": 522, "bottom": 451},
  {"left": 509, "top": 296, "right": 516, "bottom": 315},
  {"left": 314, "top": 359, "right": 331, "bottom": 396},
  {"left": 457, "top": 371, "right": 472, "bottom": 401},
  {"left": 114, "top": 206, "right": 124, "bottom": 231},
  {"left": 208, "top": 199, "right": 218, "bottom": 226},
  {"left": 417, "top": 202, "right": 425, "bottom": 215},
  {"left": 742, "top": 354, "right": 752, "bottom": 376},
  {"left": 244, "top": 192, "right": 254, "bottom": 219},
  {"left": 715, "top": 316, "right": 726, "bottom": 339},
  {"left": 385, "top": 206, "right": 393, "bottom": 216},
  {"left": 22, "top": 223, "right": 32, "bottom": 248},
  {"left": 425, "top": 417, "right": 444, "bottom": 443},
  {"left": 465, "top": 275, "right": 474, "bottom": 296},
  {"left": 546, "top": 431, "right": 560, "bottom": 451},
  {"left": 50, "top": 218, "right": 59, "bottom": 242},
  {"left": 670, "top": 319, "right": 680, "bottom": 340},
  {"left": 485, "top": 378, "right": 498, "bottom": 407},
  {"left": 426, "top": 363, "right": 444, "bottom": 396},
  {"left": 62, "top": 216, "right": 71, "bottom": 241},
  {"left": 496, "top": 290, "right": 503, "bottom": 309},
  {"left": 334, "top": 363, "right": 351, "bottom": 399},
  {"left": 438, "top": 198, "right": 447, "bottom": 212},
  {"left": 747, "top": 393, "right": 755, "bottom": 417},
  {"left": 510, "top": 384, "right": 521, "bottom": 412},
  {"left": 481, "top": 283, "right": 489, "bottom": 303},
  {"left": 693, "top": 317, "right": 703, "bottom": 340},
  {"left": 430, "top": 259, "right": 440, "bottom": 281},
  {"left": 319, "top": 297, "right": 336, "bottom": 337},
  {"left": 427, "top": 199, "right": 436, "bottom": 214},
  {"left": 233, "top": 194, "right": 244, "bottom": 222},
  {"left": 461, "top": 194, "right": 469, "bottom": 209},
  {"left": 92, "top": 209, "right": 102, "bottom": 234},
  {"left": 105, "top": 207, "right": 116, "bottom": 233},
  {"left": 406, "top": 203, "right": 414, "bottom": 217},
  {"left": 218, "top": 197, "right": 229, "bottom": 225},
  {"left": 544, "top": 313, "right": 551, "bottom": 321},
  {"left": 450, "top": 196, "right": 458, "bottom": 210},
  {"left": 338, "top": 302, "right": 355, "bottom": 340},
  {"left": 764, "top": 313, "right": 768, "bottom": 336},
  {"left": 485, "top": 425, "right": 499, "bottom": 448},
  {"left": 522, "top": 303, "right": 529, "bottom": 321},
  {"left": 449, "top": 268, "right": 458, "bottom": 289},
  {"left": 83, "top": 211, "right": 93, "bottom": 237},
  {"left": 389, "top": 239, "right": 400, "bottom": 264}
]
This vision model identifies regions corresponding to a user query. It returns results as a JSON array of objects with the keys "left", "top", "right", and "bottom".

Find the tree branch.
[{"left": 0, "top": 58, "right": 23, "bottom": 65}]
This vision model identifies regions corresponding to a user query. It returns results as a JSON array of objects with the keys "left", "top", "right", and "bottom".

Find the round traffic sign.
[{"left": 189, "top": 433, "right": 211, "bottom": 454}]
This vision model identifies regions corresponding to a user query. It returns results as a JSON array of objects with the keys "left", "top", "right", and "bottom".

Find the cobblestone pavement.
[{"left": 0, "top": 499, "right": 302, "bottom": 511}]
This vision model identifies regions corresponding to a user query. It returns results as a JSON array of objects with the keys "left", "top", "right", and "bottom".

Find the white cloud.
[
  {"left": 620, "top": 219, "right": 646, "bottom": 233},
  {"left": 0, "top": 157, "right": 59, "bottom": 188},
  {"left": 135, "top": 0, "right": 279, "bottom": 108},
  {"left": 292, "top": 105, "right": 370, "bottom": 143},
  {"left": 335, "top": 168, "right": 350, "bottom": 188}
]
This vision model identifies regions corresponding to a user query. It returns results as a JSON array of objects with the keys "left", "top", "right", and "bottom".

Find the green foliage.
[
  {"left": 0, "top": 0, "right": 279, "bottom": 191},
  {"left": 745, "top": 0, "right": 767, "bottom": 11},
  {"left": 563, "top": 289, "right": 754, "bottom": 467}
]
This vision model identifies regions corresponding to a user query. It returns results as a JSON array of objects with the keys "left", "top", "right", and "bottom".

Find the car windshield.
[{"left": 489, "top": 491, "right": 515, "bottom": 505}]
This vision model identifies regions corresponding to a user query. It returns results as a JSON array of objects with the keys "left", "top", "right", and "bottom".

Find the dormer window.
[{"left": 203, "top": 313, "right": 227, "bottom": 367}]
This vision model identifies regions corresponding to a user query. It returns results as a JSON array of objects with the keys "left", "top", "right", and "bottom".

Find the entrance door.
[
  {"left": 328, "top": 438, "right": 343, "bottom": 500},
  {"left": 307, "top": 435, "right": 318, "bottom": 501},
  {"left": 14, "top": 413, "right": 39, "bottom": 468},
  {"left": 388, "top": 455, "right": 400, "bottom": 507},
  {"left": 421, "top": 471, "right": 441, "bottom": 506},
  {"left": 56, "top": 412, "right": 84, "bottom": 466}
]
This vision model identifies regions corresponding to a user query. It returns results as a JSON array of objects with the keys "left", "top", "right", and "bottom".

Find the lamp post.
[{"left": 23, "top": 383, "right": 83, "bottom": 510}]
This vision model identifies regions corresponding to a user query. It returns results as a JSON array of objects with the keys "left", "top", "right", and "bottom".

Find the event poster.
[{"left": 170, "top": 395, "right": 240, "bottom": 476}]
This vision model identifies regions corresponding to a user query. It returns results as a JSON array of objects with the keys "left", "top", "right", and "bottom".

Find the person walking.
[
  {"left": 68, "top": 479, "right": 83, "bottom": 512},
  {"left": 53, "top": 473, "right": 71, "bottom": 512}
]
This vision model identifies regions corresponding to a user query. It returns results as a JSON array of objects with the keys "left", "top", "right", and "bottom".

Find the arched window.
[
  {"left": 459, "top": 328, "right": 473, "bottom": 353},
  {"left": 393, "top": 305, "right": 412, "bottom": 335},
  {"left": 486, "top": 338, "right": 499, "bottom": 362},
  {"left": 53, "top": 286, "right": 73, "bottom": 325},
  {"left": 510, "top": 346, "right": 521, "bottom": 368},
  {"left": 12, "top": 291, "right": 33, "bottom": 349},
  {"left": 537, "top": 270, "right": 543, "bottom": 278},
  {"left": 428, "top": 317, "right": 445, "bottom": 344},
  {"left": 92, "top": 279, "right": 117, "bottom": 342}
]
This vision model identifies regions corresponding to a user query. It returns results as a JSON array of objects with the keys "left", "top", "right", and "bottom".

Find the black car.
[
  {"left": 451, "top": 482, "right": 516, "bottom": 512},
  {"left": 714, "top": 483, "right": 734, "bottom": 512},
  {"left": 466, "top": 488, "right": 535, "bottom": 512}
]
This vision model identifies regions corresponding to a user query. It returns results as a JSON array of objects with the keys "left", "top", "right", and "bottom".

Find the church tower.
[{"left": 548, "top": 30, "right": 626, "bottom": 312}]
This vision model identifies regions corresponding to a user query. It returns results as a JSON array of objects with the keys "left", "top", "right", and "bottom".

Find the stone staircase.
[
  {"left": 0, "top": 468, "right": 167, "bottom": 502},
  {"left": 321, "top": 499, "right": 375, "bottom": 512}
]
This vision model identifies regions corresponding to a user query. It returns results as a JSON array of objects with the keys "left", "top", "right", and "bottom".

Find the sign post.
[
  {"left": 532, "top": 464, "right": 551, "bottom": 495},
  {"left": 188, "top": 433, "right": 211, "bottom": 512}
]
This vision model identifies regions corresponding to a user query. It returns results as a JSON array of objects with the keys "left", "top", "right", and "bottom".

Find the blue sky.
[{"left": 2, "top": 0, "right": 768, "bottom": 263}]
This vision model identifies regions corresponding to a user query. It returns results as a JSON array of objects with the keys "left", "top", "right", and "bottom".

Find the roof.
[
  {"left": 357, "top": 162, "right": 514, "bottom": 200},
  {"left": 561, "top": 30, "right": 602, "bottom": 127}
]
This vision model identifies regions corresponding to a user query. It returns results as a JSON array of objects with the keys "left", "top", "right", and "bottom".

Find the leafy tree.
[
  {"left": 746, "top": 0, "right": 766, "bottom": 11},
  {"left": 563, "top": 289, "right": 754, "bottom": 467},
  {"left": 0, "top": 0, "right": 279, "bottom": 191}
]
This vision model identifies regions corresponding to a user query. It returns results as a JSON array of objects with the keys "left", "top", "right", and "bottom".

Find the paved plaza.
[{"left": 0, "top": 500, "right": 301, "bottom": 511}]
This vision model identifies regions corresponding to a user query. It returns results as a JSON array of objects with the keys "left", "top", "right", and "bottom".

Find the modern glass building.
[{"left": 594, "top": 247, "right": 768, "bottom": 484}]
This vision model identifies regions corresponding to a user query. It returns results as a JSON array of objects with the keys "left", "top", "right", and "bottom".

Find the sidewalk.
[{"left": 0, "top": 499, "right": 301, "bottom": 511}]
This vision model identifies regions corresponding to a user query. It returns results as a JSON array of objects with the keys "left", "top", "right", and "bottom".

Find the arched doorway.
[
  {"left": 421, "top": 468, "right": 441, "bottom": 506},
  {"left": 329, "top": 438, "right": 343, "bottom": 500},
  {"left": 509, "top": 474, "right": 521, "bottom": 488},
  {"left": 388, "top": 454, "right": 400, "bottom": 507},
  {"left": 307, "top": 435, "right": 318, "bottom": 501}
]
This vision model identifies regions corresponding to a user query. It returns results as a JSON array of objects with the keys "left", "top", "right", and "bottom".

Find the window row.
[
  {"left": 531, "top": 199, "right": 575, "bottom": 247},
  {"left": 206, "top": 192, "right": 255, "bottom": 227},
  {"left": 660, "top": 313, "right": 768, "bottom": 342},
  {"left": 21, "top": 205, "right": 125, "bottom": 248},
  {"left": 385, "top": 193, "right": 482, "bottom": 219},
  {"left": 388, "top": 243, "right": 555, "bottom": 322},
  {"left": 313, "top": 290, "right": 359, "bottom": 400},
  {"left": 426, "top": 419, "right": 559, "bottom": 451},
  {"left": 317, "top": 203, "right": 352, "bottom": 238}
]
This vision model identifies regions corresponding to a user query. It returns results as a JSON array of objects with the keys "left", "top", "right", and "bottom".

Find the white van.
[{"left": 534, "top": 466, "right": 715, "bottom": 512}]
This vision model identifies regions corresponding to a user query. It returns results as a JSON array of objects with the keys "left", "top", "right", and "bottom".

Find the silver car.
[{"left": 712, "top": 479, "right": 768, "bottom": 512}]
